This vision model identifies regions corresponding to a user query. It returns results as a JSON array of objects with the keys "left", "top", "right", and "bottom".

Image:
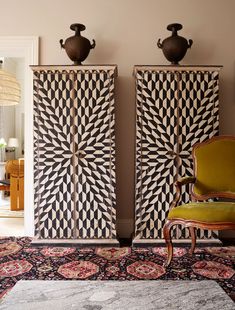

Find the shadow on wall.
[
  {"left": 87, "top": 38, "right": 119, "bottom": 64},
  {"left": 185, "top": 36, "right": 216, "bottom": 65},
  {"left": 115, "top": 75, "right": 136, "bottom": 236}
]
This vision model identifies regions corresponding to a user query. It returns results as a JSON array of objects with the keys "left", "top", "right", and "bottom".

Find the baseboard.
[
  {"left": 116, "top": 219, "right": 134, "bottom": 238},
  {"left": 219, "top": 230, "right": 235, "bottom": 239},
  {"left": 132, "top": 238, "right": 222, "bottom": 247},
  {"left": 31, "top": 238, "right": 119, "bottom": 247}
]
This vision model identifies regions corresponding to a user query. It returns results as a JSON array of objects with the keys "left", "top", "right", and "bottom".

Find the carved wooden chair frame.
[{"left": 163, "top": 136, "right": 235, "bottom": 266}]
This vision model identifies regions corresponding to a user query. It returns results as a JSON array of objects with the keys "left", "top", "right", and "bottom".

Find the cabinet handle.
[
  {"left": 166, "top": 150, "right": 177, "bottom": 157},
  {"left": 74, "top": 150, "right": 86, "bottom": 158},
  {"left": 78, "top": 151, "right": 85, "bottom": 159}
]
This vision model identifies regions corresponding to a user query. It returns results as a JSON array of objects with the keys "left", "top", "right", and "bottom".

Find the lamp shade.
[
  {"left": 8, "top": 138, "right": 19, "bottom": 148},
  {"left": 0, "top": 138, "right": 6, "bottom": 148},
  {"left": 0, "top": 69, "right": 21, "bottom": 106}
]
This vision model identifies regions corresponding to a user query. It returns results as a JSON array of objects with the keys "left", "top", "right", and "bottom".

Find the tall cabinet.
[
  {"left": 133, "top": 65, "right": 222, "bottom": 244},
  {"left": 32, "top": 65, "right": 118, "bottom": 245}
]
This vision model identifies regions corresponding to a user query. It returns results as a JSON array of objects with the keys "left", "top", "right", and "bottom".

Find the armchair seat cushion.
[{"left": 168, "top": 202, "right": 235, "bottom": 223}]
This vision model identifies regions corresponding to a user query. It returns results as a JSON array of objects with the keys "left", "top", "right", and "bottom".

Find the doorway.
[
  {"left": 0, "top": 57, "right": 24, "bottom": 235},
  {"left": 0, "top": 37, "right": 38, "bottom": 237}
]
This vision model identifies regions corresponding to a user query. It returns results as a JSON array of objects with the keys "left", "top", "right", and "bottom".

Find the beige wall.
[{"left": 1, "top": 0, "right": 235, "bottom": 236}]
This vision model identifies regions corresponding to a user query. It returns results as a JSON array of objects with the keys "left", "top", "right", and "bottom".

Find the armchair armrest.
[
  {"left": 170, "top": 176, "right": 196, "bottom": 210},
  {"left": 175, "top": 176, "right": 196, "bottom": 187}
]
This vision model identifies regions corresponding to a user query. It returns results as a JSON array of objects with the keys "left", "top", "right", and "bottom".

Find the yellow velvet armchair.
[{"left": 163, "top": 136, "right": 235, "bottom": 266}]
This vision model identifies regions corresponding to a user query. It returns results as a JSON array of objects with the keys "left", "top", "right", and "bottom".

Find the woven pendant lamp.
[{"left": 0, "top": 61, "right": 21, "bottom": 106}]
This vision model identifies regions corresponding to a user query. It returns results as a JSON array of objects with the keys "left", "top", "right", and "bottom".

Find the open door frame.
[{"left": 0, "top": 36, "right": 39, "bottom": 236}]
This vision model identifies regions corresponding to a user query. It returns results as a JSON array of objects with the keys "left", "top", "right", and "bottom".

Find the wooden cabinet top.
[
  {"left": 134, "top": 65, "right": 222, "bottom": 75},
  {"left": 31, "top": 65, "right": 118, "bottom": 76}
]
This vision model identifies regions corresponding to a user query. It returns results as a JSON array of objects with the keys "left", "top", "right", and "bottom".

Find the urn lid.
[
  {"left": 167, "top": 23, "right": 182, "bottom": 33},
  {"left": 70, "top": 23, "right": 86, "bottom": 33}
]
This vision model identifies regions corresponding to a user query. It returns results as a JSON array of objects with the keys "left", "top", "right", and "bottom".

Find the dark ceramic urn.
[
  {"left": 157, "top": 23, "right": 193, "bottom": 65},
  {"left": 60, "top": 23, "right": 96, "bottom": 65}
]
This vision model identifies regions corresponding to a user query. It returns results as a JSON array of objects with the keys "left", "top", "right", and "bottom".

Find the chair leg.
[
  {"left": 189, "top": 226, "right": 196, "bottom": 255},
  {"left": 163, "top": 220, "right": 174, "bottom": 267}
]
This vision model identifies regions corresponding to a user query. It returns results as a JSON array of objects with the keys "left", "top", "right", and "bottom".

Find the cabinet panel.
[
  {"left": 34, "top": 71, "right": 75, "bottom": 238},
  {"left": 178, "top": 71, "right": 219, "bottom": 153},
  {"left": 73, "top": 71, "right": 116, "bottom": 239},
  {"left": 177, "top": 70, "right": 220, "bottom": 239},
  {"left": 135, "top": 153, "right": 177, "bottom": 239},
  {"left": 135, "top": 70, "right": 179, "bottom": 239},
  {"left": 136, "top": 71, "right": 178, "bottom": 151}
]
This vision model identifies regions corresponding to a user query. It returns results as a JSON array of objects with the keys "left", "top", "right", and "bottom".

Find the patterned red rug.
[{"left": 0, "top": 237, "right": 234, "bottom": 301}]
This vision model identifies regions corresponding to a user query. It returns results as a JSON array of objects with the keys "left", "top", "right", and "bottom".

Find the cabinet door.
[
  {"left": 73, "top": 71, "right": 116, "bottom": 239},
  {"left": 178, "top": 71, "right": 219, "bottom": 154},
  {"left": 135, "top": 71, "right": 178, "bottom": 239},
  {"left": 34, "top": 71, "right": 75, "bottom": 239},
  {"left": 178, "top": 70, "right": 219, "bottom": 239}
]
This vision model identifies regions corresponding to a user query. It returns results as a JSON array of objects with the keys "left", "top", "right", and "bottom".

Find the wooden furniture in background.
[
  {"left": 163, "top": 136, "right": 235, "bottom": 266},
  {"left": 0, "top": 162, "right": 10, "bottom": 200},
  {"left": 5, "top": 159, "right": 24, "bottom": 211}
]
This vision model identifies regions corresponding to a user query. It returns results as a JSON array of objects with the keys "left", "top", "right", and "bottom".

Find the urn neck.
[
  {"left": 70, "top": 23, "right": 86, "bottom": 37},
  {"left": 167, "top": 23, "right": 182, "bottom": 37},
  {"left": 171, "top": 28, "right": 178, "bottom": 36}
]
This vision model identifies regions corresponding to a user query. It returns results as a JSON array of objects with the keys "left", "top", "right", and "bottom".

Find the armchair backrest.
[
  {"left": 192, "top": 136, "right": 235, "bottom": 200},
  {"left": 5, "top": 159, "right": 24, "bottom": 177}
]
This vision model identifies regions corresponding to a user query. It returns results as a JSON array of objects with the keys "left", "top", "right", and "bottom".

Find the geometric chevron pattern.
[
  {"left": 33, "top": 66, "right": 117, "bottom": 239},
  {"left": 134, "top": 67, "right": 220, "bottom": 240}
]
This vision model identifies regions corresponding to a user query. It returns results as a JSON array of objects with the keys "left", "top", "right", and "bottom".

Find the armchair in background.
[{"left": 5, "top": 159, "right": 24, "bottom": 211}]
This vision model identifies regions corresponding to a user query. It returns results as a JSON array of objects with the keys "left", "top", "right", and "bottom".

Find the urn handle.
[
  {"left": 90, "top": 39, "right": 96, "bottom": 49},
  {"left": 157, "top": 39, "right": 163, "bottom": 49},
  {"left": 188, "top": 39, "right": 193, "bottom": 48},
  {"left": 59, "top": 39, "right": 65, "bottom": 49}
]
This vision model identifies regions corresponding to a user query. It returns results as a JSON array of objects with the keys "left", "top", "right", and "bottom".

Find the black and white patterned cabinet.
[
  {"left": 133, "top": 65, "right": 222, "bottom": 244},
  {"left": 32, "top": 65, "right": 118, "bottom": 245}
]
